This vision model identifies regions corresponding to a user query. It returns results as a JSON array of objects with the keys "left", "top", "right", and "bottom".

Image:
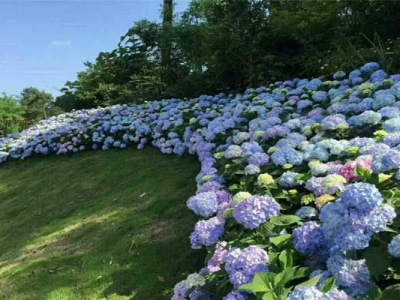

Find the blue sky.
[{"left": 0, "top": 0, "right": 190, "bottom": 97}]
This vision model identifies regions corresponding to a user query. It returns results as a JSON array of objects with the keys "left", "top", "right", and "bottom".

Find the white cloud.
[{"left": 51, "top": 40, "right": 71, "bottom": 47}]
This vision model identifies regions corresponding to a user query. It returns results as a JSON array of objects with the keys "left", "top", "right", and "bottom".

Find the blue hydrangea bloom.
[
  {"left": 233, "top": 196, "right": 280, "bottom": 229},
  {"left": 222, "top": 291, "right": 248, "bottom": 300},
  {"left": 322, "top": 114, "right": 349, "bottom": 130},
  {"left": 340, "top": 183, "right": 383, "bottom": 213},
  {"left": 327, "top": 256, "right": 371, "bottom": 296},
  {"left": 388, "top": 234, "right": 400, "bottom": 258},
  {"left": 271, "top": 146, "right": 303, "bottom": 166},
  {"left": 295, "top": 206, "right": 318, "bottom": 219},
  {"left": 360, "top": 62, "right": 380, "bottom": 73},
  {"left": 287, "top": 287, "right": 324, "bottom": 300},
  {"left": 187, "top": 192, "right": 219, "bottom": 217},
  {"left": 279, "top": 171, "right": 300, "bottom": 188}
]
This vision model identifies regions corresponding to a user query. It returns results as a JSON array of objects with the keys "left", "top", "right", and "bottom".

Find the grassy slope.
[{"left": 0, "top": 147, "right": 205, "bottom": 300}]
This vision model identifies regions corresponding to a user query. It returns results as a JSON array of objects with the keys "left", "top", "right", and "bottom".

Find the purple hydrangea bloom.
[
  {"left": 224, "top": 246, "right": 269, "bottom": 287},
  {"left": 190, "top": 217, "right": 225, "bottom": 249},
  {"left": 293, "top": 221, "right": 326, "bottom": 254},
  {"left": 248, "top": 152, "right": 269, "bottom": 167},
  {"left": 233, "top": 195, "right": 280, "bottom": 229},
  {"left": 205, "top": 241, "right": 228, "bottom": 274}
]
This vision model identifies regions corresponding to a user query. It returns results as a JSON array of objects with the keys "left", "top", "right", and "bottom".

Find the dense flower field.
[{"left": 2, "top": 62, "right": 400, "bottom": 299}]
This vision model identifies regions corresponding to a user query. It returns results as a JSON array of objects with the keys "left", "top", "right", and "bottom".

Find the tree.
[
  {"left": 20, "top": 87, "right": 61, "bottom": 121},
  {"left": 162, "top": 0, "right": 174, "bottom": 67},
  {"left": 0, "top": 94, "right": 24, "bottom": 137}
]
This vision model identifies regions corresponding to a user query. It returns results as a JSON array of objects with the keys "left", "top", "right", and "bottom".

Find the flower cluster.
[{"left": 1, "top": 62, "right": 400, "bottom": 299}]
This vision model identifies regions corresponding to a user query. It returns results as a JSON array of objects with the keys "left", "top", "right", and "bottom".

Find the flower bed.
[{"left": 2, "top": 62, "right": 400, "bottom": 299}]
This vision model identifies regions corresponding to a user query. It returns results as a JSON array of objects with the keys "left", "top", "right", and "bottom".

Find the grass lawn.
[{"left": 0, "top": 147, "right": 205, "bottom": 300}]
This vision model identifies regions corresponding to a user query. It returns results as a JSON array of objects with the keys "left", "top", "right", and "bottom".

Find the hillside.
[
  {"left": 1, "top": 62, "right": 400, "bottom": 299},
  {"left": 0, "top": 147, "right": 204, "bottom": 299}
]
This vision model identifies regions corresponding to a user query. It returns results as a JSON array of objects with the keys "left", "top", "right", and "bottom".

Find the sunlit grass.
[{"left": 0, "top": 147, "right": 204, "bottom": 299}]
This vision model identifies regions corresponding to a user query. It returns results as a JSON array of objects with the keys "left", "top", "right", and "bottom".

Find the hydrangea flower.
[
  {"left": 222, "top": 291, "right": 248, "bottom": 300},
  {"left": 233, "top": 196, "right": 280, "bottom": 229},
  {"left": 224, "top": 246, "right": 269, "bottom": 287},
  {"left": 321, "top": 114, "right": 348, "bottom": 131},
  {"left": 187, "top": 192, "right": 219, "bottom": 217},
  {"left": 327, "top": 256, "right": 371, "bottom": 296},
  {"left": 279, "top": 171, "right": 300, "bottom": 188},
  {"left": 205, "top": 241, "right": 228, "bottom": 273},
  {"left": 295, "top": 206, "right": 318, "bottom": 219},
  {"left": 388, "top": 234, "right": 400, "bottom": 258},
  {"left": 287, "top": 287, "right": 324, "bottom": 300},
  {"left": 257, "top": 173, "right": 274, "bottom": 187},
  {"left": 225, "top": 145, "right": 243, "bottom": 159},
  {"left": 271, "top": 146, "right": 303, "bottom": 166},
  {"left": 293, "top": 221, "right": 326, "bottom": 255},
  {"left": 244, "top": 164, "right": 260, "bottom": 175},
  {"left": 190, "top": 217, "right": 225, "bottom": 249},
  {"left": 232, "top": 192, "right": 252, "bottom": 206}
]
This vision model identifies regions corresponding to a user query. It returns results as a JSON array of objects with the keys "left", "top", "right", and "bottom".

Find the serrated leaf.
[
  {"left": 239, "top": 272, "right": 275, "bottom": 293},
  {"left": 262, "top": 292, "right": 275, "bottom": 300},
  {"left": 259, "top": 222, "right": 276, "bottom": 238},
  {"left": 276, "top": 267, "right": 310, "bottom": 286},
  {"left": 270, "top": 234, "right": 292, "bottom": 248},
  {"left": 320, "top": 277, "right": 336, "bottom": 293},
  {"left": 270, "top": 215, "right": 301, "bottom": 226},
  {"left": 278, "top": 249, "right": 294, "bottom": 269},
  {"left": 295, "top": 275, "right": 322, "bottom": 289}
]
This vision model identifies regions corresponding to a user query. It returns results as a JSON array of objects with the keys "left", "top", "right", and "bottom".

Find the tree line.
[{"left": 2, "top": 0, "right": 400, "bottom": 136}]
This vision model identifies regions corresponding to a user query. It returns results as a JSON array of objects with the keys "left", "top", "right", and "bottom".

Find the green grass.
[{"left": 0, "top": 147, "right": 205, "bottom": 300}]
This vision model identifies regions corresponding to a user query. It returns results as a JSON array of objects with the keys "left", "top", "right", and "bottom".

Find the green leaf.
[
  {"left": 295, "top": 275, "right": 322, "bottom": 289},
  {"left": 270, "top": 215, "right": 301, "bottom": 226},
  {"left": 382, "top": 284, "right": 400, "bottom": 300},
  {"left": 239, "top": 272, "right": 275, "bottom": 293},
  {"left": 259, "top": 222, "right": 277, "bottom": 238},
  {"left": 270, "top": 234, "right": 292, "bottom": 248},
  {"left": 364, "top": 284, "right": 382, "bottom": 300},
  {"left": 261, "top": 292, "right": 275, "bottom": 300},
  {"left": 355, "top": 167, "right": 372, "bottom": 180},
  {"left": 320, "top": 277, "right": 336, "bottom": 293},
  {"left": 363, "top": 246, "right": 391, "bottom": 280},
  {"left": 275, "top": 267, "right": 310, "bottom": 287},
  {"left": 278, "top": 249, "right": 294, "bottom": 269}
]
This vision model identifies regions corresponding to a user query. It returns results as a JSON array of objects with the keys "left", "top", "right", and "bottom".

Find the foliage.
[
  {"left": 56, "top": 0, "right": 400, "bottom": 110},
  {"left": 0, "top": 94, "right": 24, "bottom": 137},
  {"left": 20, "top": 87, "right": 63, "bottom": 121}
]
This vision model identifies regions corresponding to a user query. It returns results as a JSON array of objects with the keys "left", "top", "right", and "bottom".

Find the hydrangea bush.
[{"left": 2, "top": 62, "right": 400, "bottom": 299}]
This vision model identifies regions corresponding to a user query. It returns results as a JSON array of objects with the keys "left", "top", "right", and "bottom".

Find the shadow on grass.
[{"left": 0, "top": 147, "right": 205, "bottom": 299}]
